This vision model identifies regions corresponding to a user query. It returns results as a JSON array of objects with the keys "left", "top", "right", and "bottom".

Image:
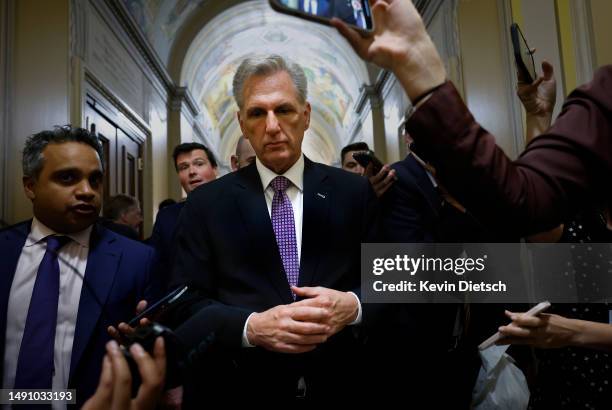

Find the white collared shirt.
[
  {"left": 255, "top": 154, "right": 304, "bottom": 262},
  {"left": 2, "top": 218, "right": 91, "bottom": 410}
]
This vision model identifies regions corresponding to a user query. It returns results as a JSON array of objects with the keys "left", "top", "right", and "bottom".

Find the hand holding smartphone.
[
  {"left": 478, "top": 301, "right": 551, "bottom": 350},
  {"left": 127, "top": 286, "right": 189, "bottom": 327},
  {"left": 352, "top": 150, "right": 384, "bottom": 176},
  {"left": 510, "top": 23, "right": 536, "bottom": 84}
]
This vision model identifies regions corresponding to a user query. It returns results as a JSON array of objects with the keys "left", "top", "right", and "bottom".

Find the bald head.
[{"left": 231, "top": 135, "right": 256, "bottom": 171}]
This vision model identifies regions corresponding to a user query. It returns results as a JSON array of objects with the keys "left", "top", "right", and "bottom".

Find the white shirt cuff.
[
  {"left": 241, "top": 312, "right": 256, "bottom": 347},
  {"left": 348, "top": 291, "right": 362, "bottom": 325}
]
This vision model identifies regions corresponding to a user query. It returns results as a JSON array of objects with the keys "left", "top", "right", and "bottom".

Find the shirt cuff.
[
  {"left": 347, "top": 291, "right": 362, "bottom": 325},
  {"left": 241, "top": 312, "right": 256, "bottom": 347}
]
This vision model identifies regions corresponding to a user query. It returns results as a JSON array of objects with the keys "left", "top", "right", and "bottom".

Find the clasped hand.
[{"left": 246, "top": 286, "right": 359, "bottom": 353}]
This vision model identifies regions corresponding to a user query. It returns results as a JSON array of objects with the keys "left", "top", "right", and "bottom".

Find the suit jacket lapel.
[
  {"left": 0, "top": 222, "right": 30, "bottom": 387},
  {"left": 299, "top": 158, "right": 331, "bottom": 287},
  {"left": 0, "top": 222, "right": 29, "bottom": 317},
  {"left": 70, "top": 225, "right": 120, "bottom": 377},
  {"left": 233, "top": 164, "right": 293, "bottom": 303},
  {"left": 405, "top": 154, "right": 441, "bottom": 215}
]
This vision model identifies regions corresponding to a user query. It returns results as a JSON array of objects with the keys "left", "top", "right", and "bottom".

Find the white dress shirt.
[
  {"left": 2, "top": 218, "right": 90, "bottom": 410},
  {"left": 242, "top": 155, "right": 361, "bottom": 347},
  {"left": 256, "top": 154, "right": 305, "bottom": 262}
]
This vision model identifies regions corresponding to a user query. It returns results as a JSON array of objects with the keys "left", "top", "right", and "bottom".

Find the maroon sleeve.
[{"left": 406, "top": 66, "right": 612, "bottom": 235}]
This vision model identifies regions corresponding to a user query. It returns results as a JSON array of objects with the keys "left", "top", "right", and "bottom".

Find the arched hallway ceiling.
[
  {"left": 122, "top": 0, "right": 207, "bottom": 65},
  {"left": 180, "top": 0, "right": 370, "bottom": 167}
]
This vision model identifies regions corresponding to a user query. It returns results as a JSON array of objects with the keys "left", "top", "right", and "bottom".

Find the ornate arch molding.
[{"left": 167, "top": 0, "right": 246, "bottom": 85}]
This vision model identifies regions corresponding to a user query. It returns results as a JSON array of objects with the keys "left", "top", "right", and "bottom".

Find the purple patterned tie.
[{"left": 270, "top": 176, "right": 300, "bottom": 291}]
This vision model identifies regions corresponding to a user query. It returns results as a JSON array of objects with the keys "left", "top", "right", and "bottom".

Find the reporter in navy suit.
[
  {"left": 372, "top": 137, "right": 514, "bottom": 408},
  {"left": 169, "top": 55, "right": 376, "bottom": 403},
  {"left": 371, "top": 149, "right": 477, "bottom": 408},
  {"left": 0, "top": 126, "right": 157, "bottom": 408},
  {"left": 148, "top": 142, "right": 217, "bottom": 291}
]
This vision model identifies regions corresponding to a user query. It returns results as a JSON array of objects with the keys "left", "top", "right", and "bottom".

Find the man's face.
[
  {"left": 23, "top": 141, "right": 103, "bottom": 234},
  {"left": 231, "top": 139, "right": 257, "bottom": 171},
  {"left": 176, "top": 149, "right": 217, "bottom": 193},
  {"left": 342, "top": 150, "right": 365, "bottom": 175},
  {"left": 237, "top": 71, "right": 311, "bottom": 174},
  {"left": 119, "top": 204, "right": 143, "bottom": 230}
]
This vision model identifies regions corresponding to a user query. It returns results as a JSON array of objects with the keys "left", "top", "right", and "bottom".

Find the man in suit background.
[
  {"left": 100, "top": 194, "right": 142, "bottom": 240},
  {"left": 368, "top": 122, "right": 527, "bottom": 408},
  {"left": 370, "top": 126, "right": 491, "bottom": 408},
  {"left": 341, "top": 141, "right": 396, "bottom": 197},
  {"left": 172, "top": 142, "right": 218, "bottom": 195},
  {"left": 169, "top": 54, "right": 376, "bottom": 403},
  {"left": 148, "top": 142, "right": 217, "bottom": 291},
  {"left": 340, "top": 141, "right": 369, "bottom": 175},
  {"left": 230, "top": 135, "right": 257, "bottom": 171},
  {"left": 0, "top": 126, "right": 157, "bottom": 408}
]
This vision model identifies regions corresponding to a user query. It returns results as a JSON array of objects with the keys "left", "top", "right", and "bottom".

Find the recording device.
[
  {"left": 128, "top": 286, "right": 189, "bottom": 327},
  {"left": 121, "top": 323, "right": 185, "bottom": 396},
  {"left": 121, "top": 287, "right": 218, "bottom": 395},
  {"left": 269, "top": 0, "right": 374, "bottom": 33},
  {"left": 478, "top": 301, "right": 551, "bottom": 350},
  {"left": 352, "top": 150, "right": 384, "bottom": 175},
  {"left": 510, "top": 23, "right": 536, "bottom": 84}
]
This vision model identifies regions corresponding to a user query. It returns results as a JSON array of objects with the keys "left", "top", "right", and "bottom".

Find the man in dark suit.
[
  {"left": 100, "top": 194, "right": 142, "bottom": 240},
  {"left": 0, "top": 126, "right": 157, "bottom": 407},
  {"left": 372, "top": 139, "right": 492, "bottom": 408},
  {"left": 230, "top": 135, "right": 256, "bottom": 171},
  {"left": 148, "top": 142, "right": 217, "bottom": 291},
  {"left": 169, "top": 54, "right": 376, "bottom": 403},
  {"left": 371, "top": 126, "right": 526, "bottom": 408}
]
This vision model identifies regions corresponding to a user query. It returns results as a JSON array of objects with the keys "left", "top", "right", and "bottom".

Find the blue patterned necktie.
[
  {"left": 270, "top": 176, "right": 300, "bottom": 292},
  {"left": 14, "top": 235, "right": 71, "bottom": 389}
]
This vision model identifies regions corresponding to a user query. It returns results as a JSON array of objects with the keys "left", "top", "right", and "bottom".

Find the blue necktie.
[{"left": 14, "top": 235, "right": 71, "bottom": 389}]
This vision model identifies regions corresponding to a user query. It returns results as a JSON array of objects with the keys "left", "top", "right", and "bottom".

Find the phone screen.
[
  {"left": 128, "top": 286, "right": 188, "bottom": 326},
  {"left": 270, "top": 0, "right": 373, "bottom": 31}
]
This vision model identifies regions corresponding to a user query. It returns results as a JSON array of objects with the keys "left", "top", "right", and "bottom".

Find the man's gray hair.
[{"left": 232, "top": 54, "right": 308, "bottom": 110}]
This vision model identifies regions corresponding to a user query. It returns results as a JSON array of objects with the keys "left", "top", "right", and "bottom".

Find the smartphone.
[
  {"left": 128, "top": 285, "right": 189, "bottom": 327},
  {"left": 478, "top": 301, "right": 551, "bottom": 350},
  {"left": 269, "top": 0, "right": 374, "bottom": 33},
  {"left": 352, "top": 150, "right": 384, "bottom": 175},
  {"left": 510, "top": 23, "right": 536, "bottom": 84}
]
